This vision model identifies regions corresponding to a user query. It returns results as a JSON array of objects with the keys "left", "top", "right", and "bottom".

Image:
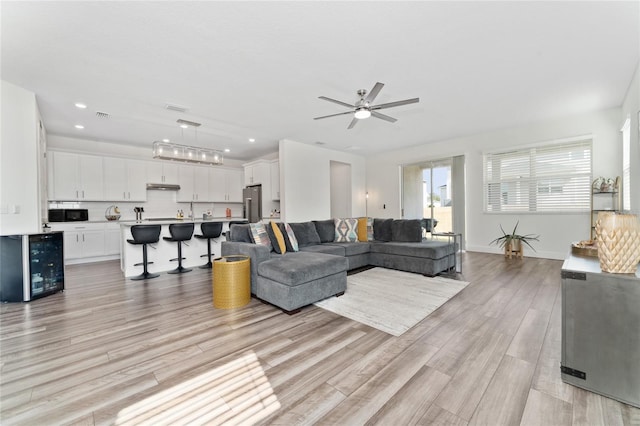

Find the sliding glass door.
[
  {"left": 402, "top": 156, "right": 464, "bottom": 244},
  {"left": 422, "top": 160, "right": 453, "bottom": 233}
]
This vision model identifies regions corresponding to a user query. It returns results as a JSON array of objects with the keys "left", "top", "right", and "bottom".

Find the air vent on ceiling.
[
  {"left": 165, "top": 103, "right": 189, "bottom": 113},
  {"left": 176, "top": 119, "right": 201, "bottom": 127},
  {"left": 95, "top": 111, "right": 110, "bottom": 119}
]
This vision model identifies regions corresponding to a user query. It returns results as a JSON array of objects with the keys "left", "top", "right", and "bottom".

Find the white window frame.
[{"left": 483, "top": 137, "right": 592, "bottom": 214}]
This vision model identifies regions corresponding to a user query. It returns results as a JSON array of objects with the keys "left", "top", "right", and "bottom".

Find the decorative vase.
[
  {"left": 595, "top": 212, "right": 640, "bottom": 273},
  {"left": 505, "top": 239, "right": 522, "bottom": 259}
]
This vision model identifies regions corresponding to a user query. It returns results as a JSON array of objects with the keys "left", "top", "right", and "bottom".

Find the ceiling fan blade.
[
  {"left": 347, "top": 117, "right": 359, "bottom": 129},
  {"left": 371, "top": 111, "right": 397, "bottom": 123},
  {"left": 314, "top": 111, "right": 354, "bottom": 120},
  {"left": 364, "top": 82, "right": 384, "bottom": 104},
  {"left": 318, "top": 96, "right": 355, "bottom": 108},
  {"left": 371, "top": 97, "right": 420, "bottom": 110}
]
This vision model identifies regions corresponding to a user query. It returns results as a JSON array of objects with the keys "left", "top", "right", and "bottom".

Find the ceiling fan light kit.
[{"left": 314, "top": 82, "right": 419, "bottom": 129}]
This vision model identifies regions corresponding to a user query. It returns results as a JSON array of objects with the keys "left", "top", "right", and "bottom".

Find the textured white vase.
[{"left": 595, "top": 212, "right": 640, "bottom": 273}]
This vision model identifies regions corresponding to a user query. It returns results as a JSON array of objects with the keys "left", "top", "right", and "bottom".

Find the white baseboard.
[{"left": 465, "top": 244, "right": 566, "bottom": 261}]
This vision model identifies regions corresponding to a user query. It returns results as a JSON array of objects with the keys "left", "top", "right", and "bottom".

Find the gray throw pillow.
[
  {"left": 392, "top": 219, "right": 422, "bottom": 242},
  {"left": 313, "top": 219, "right": 335, "bottom": 243},
  {"left": 288, "top": 222, "right": 321, "bottom": 247},
  {"left": 373, "top": 218, "right": 393, "bottom": 242}
]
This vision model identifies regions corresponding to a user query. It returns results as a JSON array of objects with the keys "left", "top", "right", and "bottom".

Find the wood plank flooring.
[{"left": 1, "top": 253, "right": 638, "bottom": 425}]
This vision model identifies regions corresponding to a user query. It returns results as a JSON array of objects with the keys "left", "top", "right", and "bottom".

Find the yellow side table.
[{"left": 213, "top": 255, "right": 251, "bottom": 309}]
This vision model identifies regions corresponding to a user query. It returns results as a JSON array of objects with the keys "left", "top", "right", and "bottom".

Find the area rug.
[{"left": 314, "top": 268, "right": 470, "bottom": 336}]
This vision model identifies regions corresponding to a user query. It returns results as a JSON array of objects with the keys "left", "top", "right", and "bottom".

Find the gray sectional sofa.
[{"left": 221, "top": 219, "right": 457, "bottom": 313}]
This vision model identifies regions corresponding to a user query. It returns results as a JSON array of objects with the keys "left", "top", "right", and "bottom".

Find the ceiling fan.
[{"left": 314, "top": 82, "right": 419, "bottom": 129}]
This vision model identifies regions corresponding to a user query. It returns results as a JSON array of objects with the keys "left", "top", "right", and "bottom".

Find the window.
[
  {"left": 484, "top": 139, "right": 592, "bottom": 213},
  {"left": 622, "top": 117, "right": 631, "bottom": 211}
]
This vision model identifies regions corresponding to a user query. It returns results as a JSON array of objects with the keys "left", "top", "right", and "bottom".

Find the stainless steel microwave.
[{"left": 48, "top": 209, "right": 89, "bottom": 222}]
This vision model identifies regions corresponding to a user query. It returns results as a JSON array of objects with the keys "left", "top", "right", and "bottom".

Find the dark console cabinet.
[
  {"left": 561, "top": 253, "right": 640, "bottom": 408},
  {"left": 0, "top": 232, "right": 64, "bottom": 302}
]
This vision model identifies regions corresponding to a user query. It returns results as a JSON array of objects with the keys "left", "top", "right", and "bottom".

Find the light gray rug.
[{"left": 314, "top": 268, "right": 470, "bottom": 336}]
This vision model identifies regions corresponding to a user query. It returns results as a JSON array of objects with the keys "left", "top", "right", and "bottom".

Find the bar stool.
[
  {"left": 126, "top": 224, "right": 161, "bottom": 280},
  {"left": 194, "top": 222, "right": 223, "bottom": 269},
  {"left": 163, "top": 223, "right": 194, "bottom": 274}
]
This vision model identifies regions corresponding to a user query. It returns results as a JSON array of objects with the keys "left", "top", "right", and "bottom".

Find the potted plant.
[{"left": 489, "top": 221, "right": 539, "bottom": 258}]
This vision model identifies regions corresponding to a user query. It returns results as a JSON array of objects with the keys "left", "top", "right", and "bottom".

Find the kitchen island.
[{"left": 120, "top": 217, "right": 247, "bottom": 278}]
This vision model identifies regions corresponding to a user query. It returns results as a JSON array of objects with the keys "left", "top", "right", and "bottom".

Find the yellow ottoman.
[{"left": 213, "top": 255, "right": 250, "bottom": 308}]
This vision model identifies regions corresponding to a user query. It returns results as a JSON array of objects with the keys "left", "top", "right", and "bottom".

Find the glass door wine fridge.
[{"left": 0, "top": 232, "right": 64, "bottom": 302}]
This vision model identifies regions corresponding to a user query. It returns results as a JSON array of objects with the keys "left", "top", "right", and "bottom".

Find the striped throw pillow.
[{"left": 249, "top": 222, "right": 272, "bottom": 251}]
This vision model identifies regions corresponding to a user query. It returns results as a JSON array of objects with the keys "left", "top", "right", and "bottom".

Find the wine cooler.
[{"left": 0, "top": 232, "right": 65, "bottom": 302}]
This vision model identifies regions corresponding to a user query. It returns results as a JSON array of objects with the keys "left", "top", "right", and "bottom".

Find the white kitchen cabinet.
[
  {"left": 147, "top": 161, "right": 179, "bottom": 184},
  {"left": 270, "top": 160, "right": 280, "bottom": 201},
  {"left": 244, "top": 160, "right": 270, "bottom": 186},
  {"left": 49, "top": 151, "right": 104, "bottom": 201},
  {"left": 103, "top": 158, "right": 147, "bottom": 201},
  {"left": 51, "top": 223, "right": 106, "bottom": 260},
  {"left": 104, "top": 223, "right": 121, "bottom": 256},
  {"left": 178, "top": 165, "right": 211, "bottom": 202},
  {"left": 211, "top": 168, "right": 243, "bottom": 202},
  {"left": 226, "top": 169, "right": 243, "bottom": 202}
]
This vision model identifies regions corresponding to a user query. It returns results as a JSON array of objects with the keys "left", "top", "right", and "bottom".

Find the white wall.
[
  {"left": 0, "top": 81, "right": 42, "bottom": 235},
  {"left": 622, "top": 64, "right": 639, "bottom": 214},
  {"left": 330, "top": 161, "right": 352, "bottom": 218},
  {"left": 366, "top": 108, "right": 623, "bottom": 260},
  {"left": 280, "top": 139, "right": 366, "bottom": 222}
]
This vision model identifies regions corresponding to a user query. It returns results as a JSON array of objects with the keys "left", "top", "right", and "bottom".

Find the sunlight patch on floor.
[{"left": 115, "top": 351, "right": 280, "bottom": 425}]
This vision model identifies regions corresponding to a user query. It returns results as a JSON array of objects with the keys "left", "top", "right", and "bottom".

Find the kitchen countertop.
[{"left": 119, "top": 217, "right": 248, "bottom": 226}]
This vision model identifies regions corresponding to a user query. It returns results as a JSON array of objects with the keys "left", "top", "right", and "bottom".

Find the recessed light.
[
  {"left": 162, "top": 138, "right": 170, "bottom": 143},
  {"left": 74, "top": 103, "right": 87, "bottom": 109},
  {"left": 224, "top": 148, "right": 230, "bottom": 153},
  {"left": 249, "top": 138, "right": 255, "bottom": 143},
  {"left": 74, "top": 124, "right": 84, "bottom": 129}
]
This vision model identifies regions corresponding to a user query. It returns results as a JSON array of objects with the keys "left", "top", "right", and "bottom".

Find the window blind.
[{"left": 484, "top": 139, "right": 592, "bottom": 213}]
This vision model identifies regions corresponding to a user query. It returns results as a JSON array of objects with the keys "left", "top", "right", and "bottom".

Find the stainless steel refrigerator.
[{"left": 243, "top": 185, "right": 262, "bottom": 223}]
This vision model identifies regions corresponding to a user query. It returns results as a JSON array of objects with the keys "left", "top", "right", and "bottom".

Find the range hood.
[{"left": 146, "top": 183, "right": 181, "bottom": 191}]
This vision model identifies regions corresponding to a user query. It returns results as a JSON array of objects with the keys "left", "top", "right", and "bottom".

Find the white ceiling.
[{"left": 2, "top": 1, "right": 638, "bottom": 161}]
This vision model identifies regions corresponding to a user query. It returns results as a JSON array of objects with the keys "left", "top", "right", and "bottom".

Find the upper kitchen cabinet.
[
  {"left": 210, "top": 168, "right": 243, "bottom": 202},
  {"left": 177, "top": 165, "right": 210, "bottom": 202},
  {"left": 270, "top": 160, "right": 280, "bottom": 201},
  {"left": 147, "top": 161, "right": 179, "bottom": 185},
  {"left": 48, "top": 151, "right": 104, "bottom": 201},
  {"left": 244, "top": 160, "right": 270, "bottom": 186},
  {"left": 103, "top": 158, "right": 147, "bottom": 201}
]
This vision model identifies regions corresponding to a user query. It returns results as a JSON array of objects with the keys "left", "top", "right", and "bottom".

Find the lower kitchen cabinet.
[{"left": 50, "top": 223, "right": 119, "bottom": 262}]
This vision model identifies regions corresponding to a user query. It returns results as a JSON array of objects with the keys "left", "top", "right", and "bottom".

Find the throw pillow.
[
  {"left": 283, "top": 222, "right": 299, "bottom": 252},
  {"left": 313, "top": 219, "right": 335, "bottom": 243},
  {"left": 288, "top": 222, "right": 321, "bottom": 247},
  {"left": 373, "top": 218, "right": 393, "bottom": 242},
  {"left": 357, "top": 217, "right": 374, "bottom": 242},
  {"left": 391, "top": 219, "right": 423, "bottom": 242},
  {"left": 249, "top": 222, "right": 272, "bottom": 251},
  {"left": 268, "top": 221, "right": 287, "bottom": 254},
  {"left": 334, "top": 218, "right": 359, "bottom": 242}
]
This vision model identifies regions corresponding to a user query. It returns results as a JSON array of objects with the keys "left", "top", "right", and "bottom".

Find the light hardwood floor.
[{"left": 1, "top": 253, "right": 638, "bottom": 425}]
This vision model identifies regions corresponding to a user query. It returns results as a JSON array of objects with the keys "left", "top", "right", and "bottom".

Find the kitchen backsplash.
[{"left": 48, "top": 190, "right": 244, "bottom": 222}]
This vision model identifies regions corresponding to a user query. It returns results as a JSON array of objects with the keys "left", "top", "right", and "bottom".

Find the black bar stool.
[
  {"left": 126, "top": 224, "right": 161, "bottom": 280},
  {"left": 163, "top": 223, "right": 194, "bottom": 274},
  {"left": 194, "top": 222, "right": 223, "bottom": 269}
]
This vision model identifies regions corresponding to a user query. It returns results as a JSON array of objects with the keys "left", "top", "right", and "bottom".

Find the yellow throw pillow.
[
  {"left": 357, "top": 217, "right": 368, "bottom": 242},
  {"left": 270, "top": 221, "right": 287, "bottom": 254}
]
